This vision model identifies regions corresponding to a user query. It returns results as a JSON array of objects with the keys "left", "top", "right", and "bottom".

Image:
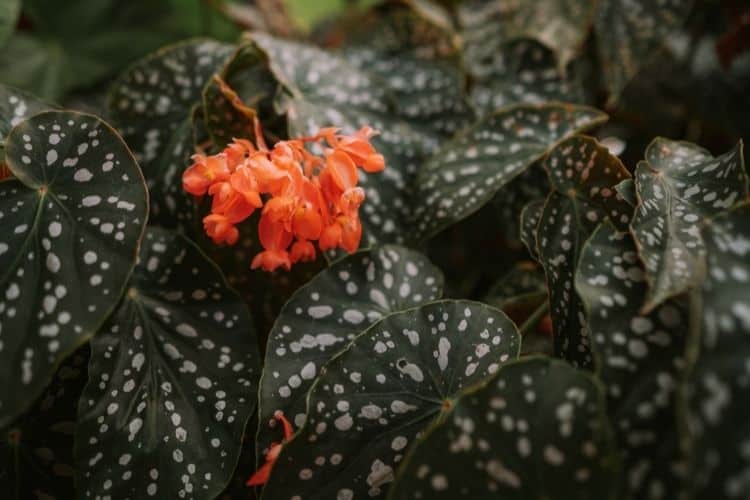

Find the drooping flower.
[
  {"left": 182, "top": 118, "right": 385, "bottom": 272},
  {"left": 246, "top": 411, "right": 294, "bottom": 487}
]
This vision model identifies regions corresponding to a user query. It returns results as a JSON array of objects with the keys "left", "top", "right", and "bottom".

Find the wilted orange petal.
[
  {"left": 290, "top": 240, "right": 316, "bottom": 263},
  {"left": 203, "top": 214, "right": 239, "bottom": 245},
  {"left": 250, "top": 250, "right": 292, "bottom": 272}
]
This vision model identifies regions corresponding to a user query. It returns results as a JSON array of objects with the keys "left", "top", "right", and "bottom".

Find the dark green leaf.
[
  {"left": 75, "top": 227, "right": 260, "bottom": 500},
  {"left": 631, "top": 139, "right": 748, "bottom": 312},
  {"left": 595, "top": 0, "right": 694, "bottom": 102},
  {"left": 414, "top": 103, "right": 607, "bottom": 241},
  {"left": 0, "top": 110, "right": 148, "bottom": 427},
  {"left": 389, "top": 357, "right": 618, "bottom": 500},
  {"left": 492, "top": 165, "right": 550, "bottom": 248},
  {"left": 257, "top": 245, "right": 444, "bottom": 455},
  {"left": 520, "top": 199, "right": 545, "bottom": 261},
  {"left": 538, "top": 135, "right": 632, "bottom": 368},
  {"left": 0, "top": 84, "right": 52, "bottom": 151},
  {"left": 262, "top": 300, "right": 520, "bottom": 499},
  {"left": 615, "top": 178, "right": 637, "bottom": 207},
  {"left": 577, "top": 222, "right": 688, "bottom": 499},
  {"left": 683, "top": 202, "right": 750, "bottom": 498}
]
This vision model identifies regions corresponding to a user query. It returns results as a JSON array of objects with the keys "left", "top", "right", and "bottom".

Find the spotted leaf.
[
  {"left": 250, "top": 33, "right": 445, "bottom": 247},
  {"left": 0, "top": 83, "right": 52, "bottom": 152},
  {"left": 595, "top": 0, "right": 694, "bottom": 102},
  {"left": 520, "top": 199, "right": 545, "bottom": 261},
  {"left": 537, "top": 135, "right": 632, "bottom": 368},
  {"left": 505, "top": 0, "right": 597, "bottom": 72},
  {"left": 0, "top": 111, "right": 148, "bottom": 427},
  {"left": 262, "top": 300, "right": 521, "bottom": 499},
  {"left": 682, "top": 202, "right": 750, "bottom": 498},
  {"left": 414, "top": 103, "right": 607, "bottom": 241},
  {"left": 257, "top": 245, "right": 444, "bottom": 455},
  {"left": 74, "top": 227, "right": 260, "bottom": 500},
  {"left": 631, "top": 139, "right": 748, "bottom": 312},
  {"left": 457, "top": 2, "right": 585, "bottom": 113},
  {"left": 576, "top": 222, "right": 688, "bottom": 499},
  {"left": 389, "top": 357, "right": 618, "bottom": 499},
  {"left": 108, "top": 39, "right": 233, "bottom": 224},
  {"left": 615, "top": 178, "right": 637, "bottom": 207}
]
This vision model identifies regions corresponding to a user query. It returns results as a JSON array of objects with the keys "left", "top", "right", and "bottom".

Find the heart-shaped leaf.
[
  {"left": 75, "top": 227, "right": 260, "bottom": 500},
  {"left": 631, "top": 139, "right": 748, "bottom": 312},
  {"left": 520, "top": 199, "right": 545, "bottom": 261},
  {"left": 389, "top": 356, "right": 618, "bottom": 499},
  {"left": 595, "top": 0, "right": 695, "bottom": 102},
  {"left": 0, "top": 110, "right": 148, "bottom": 427},
  {"left": 457, "top": 3, "right": 585, "bottom": 113},
  {"left": 577, "top": 222, "right": 688, "bottom": 499},
  {"left": 682, "top": 202, "right": 750, "bottom": 497},
  {"left": 257, "top": 245, "right": 444, "bottom": 454},
  {"left": 250, "top": 33, "right": 446, "bottom": 247},
  {"left": 108, "top": 39, "right": 233, "bottom": 223},
  {"left": 414, "top": 103, "right": 607, "bottom": 241},
  {"left": 537, "top": 135, "right": 632, "bottom": 368},
  {"left": 262, "top": 300, "right": 520, "bottom": 499}
]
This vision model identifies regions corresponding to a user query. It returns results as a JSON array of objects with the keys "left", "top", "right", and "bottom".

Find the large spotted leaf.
[
  {"left": 457, "top": 2, "right": 585, "bottom": 113},
  {"left": 0, "top": 84, "right": 52, "bottom": 152},
  {"left": 576, "top": 222, "right": 688, "bottom": 499},
  {"left": 108, "top": 39, "right": 233, "bottom": 224},
  {"left": 631, "top": 139, "right": 748, "bottom": 312},
  {"left": 414, "top": 103, "right": 607, "bottom": 241},
  {"left": 537, "top": 135, "right": 631, "bottom": 368},
  {"left": 389, "top": 357, "right": 618, "bottom": 499},
  {"left": 250, "top": 33, "right": 443, "bottom": 247},
  {"left": 595, "top": 0, "right": 694, "bottom": 102},
  {"left": 0, "top": 111, "right": 148, "bottom": 427},
  {"left": 682, "top": 203, "right": 750, "bottom": 498},
  {"left": 262, "top": 300, "right": 521, "bottom": 500},
  {"left": 75, "top": 227, "right": 260, "bottom": 500},
  {"left": 257, "top": 245, "right": 444, "bottom": 455}
]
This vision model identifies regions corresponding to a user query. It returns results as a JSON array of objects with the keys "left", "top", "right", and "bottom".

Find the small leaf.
[
  {"left": 414, "top": 103, "right": 608, "bottom": 241},
  {"left": 262, "top": 300, "right": 520, "bottom": 499},
  {"left": 257, "top": 245, "right": 444, "bottom": 455},
  {"left": 108, "top": 39, "right": 233, "bottom": 221},
  {"left": 389, "top": 357, "right": 618, "bottom": 499},
  {"left": 75, "top": 227, "right": 260, "bottom": 500},
  {"left": 631, "top": 139, "right": 748, "bottom": 312},
  {"left": 537, "top": 135, "right": 632, "bottom": 368},
  {"left": 576, "top": 222, "right": 688, "bottom": 499},
  {"left": 683, "top": 202, "right": 750, "bottom": 497},
  {"left": 0, "top": 110, "right": 148, "bottom": 427},
  {"left": 595, "top": 0, "right": 695, "bottom": 102},
  {"left": 520, "top": 199, "right": 545, "bottom": 261}
]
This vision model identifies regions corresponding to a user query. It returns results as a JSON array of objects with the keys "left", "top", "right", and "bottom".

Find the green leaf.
[
  {"left": 262, "top": 300, "right": 521, "bottom": 499},
  {"left": 484, "top": 262, "right": 547, "bottom": 312},
  {"left": 631, "top": 139, "right": 748, "bottom": 312},
  {"left": 0, "top": 84, "right": 53, "bottom": 152},
  {"left": 576, "top": 222, "right": 688, "bottom": 499},
  {"left": 257, "top": 245, "right": 444, "bottom": 454},
  {"left": 389, "top": 356, "right": 618, "bottom": 499},
  {"left": 108, "top": 39, "right": 233, "bottom": 224},
  {"left": 250, "top": 33, "right": 448, "bottom": 247},
  {"left": 414, "top": 103, "right": 607, "bottom": 241},
  {"left": 0, "top": 110, "right": 148, "bottom": 427},
  {"left": 538, "top": 135, "right": 632, "bottom": 368},
  {"left": 75, "top": 227, "right": 260, "bottom": 500},
  {"left": 457, "top": 4, "right": 585, "bottom": 113},
  {"left": 1, "top": 345, "right": 88, "bottom": 499},
  {"left": 595, "top": 0, "right": 694, "bottom": 102},
  {"left": 520, "top": 199, "right": 545, "bottom": 261},
  {"left": 492, "top": 165, "right": 550, "bottom": 248},
  {"left": 615, "top": 178, "right": 637, "bottom": 207},
  {"left": 0, "top": 0, "right": 19, "bottom": 48},
  {"left": 682, "top": 202, "right": 750, "bottom": 497},
  {"left": 505, "top": 0, "right": 596, "bottom": 72}
]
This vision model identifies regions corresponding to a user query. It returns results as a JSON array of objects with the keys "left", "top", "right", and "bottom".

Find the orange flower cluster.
[{"left": 182, "top": 123, "right": 385, "bottom": 271}]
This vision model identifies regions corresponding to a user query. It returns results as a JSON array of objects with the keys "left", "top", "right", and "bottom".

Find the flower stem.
[{"left": 519, "top": 301, "right": 550, "bottom": 336}]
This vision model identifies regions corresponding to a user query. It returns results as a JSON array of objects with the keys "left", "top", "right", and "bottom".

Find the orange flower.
[
  {"left": 247, "top": 411, "right": 294, "bottom": 487},
  {"left": 182, "top": 119, "right": 385, "bottom": 272}
]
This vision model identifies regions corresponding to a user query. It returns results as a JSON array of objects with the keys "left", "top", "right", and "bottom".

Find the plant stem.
[{"left": 519, "top": 301, "right": 550, "bottom": 336}]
